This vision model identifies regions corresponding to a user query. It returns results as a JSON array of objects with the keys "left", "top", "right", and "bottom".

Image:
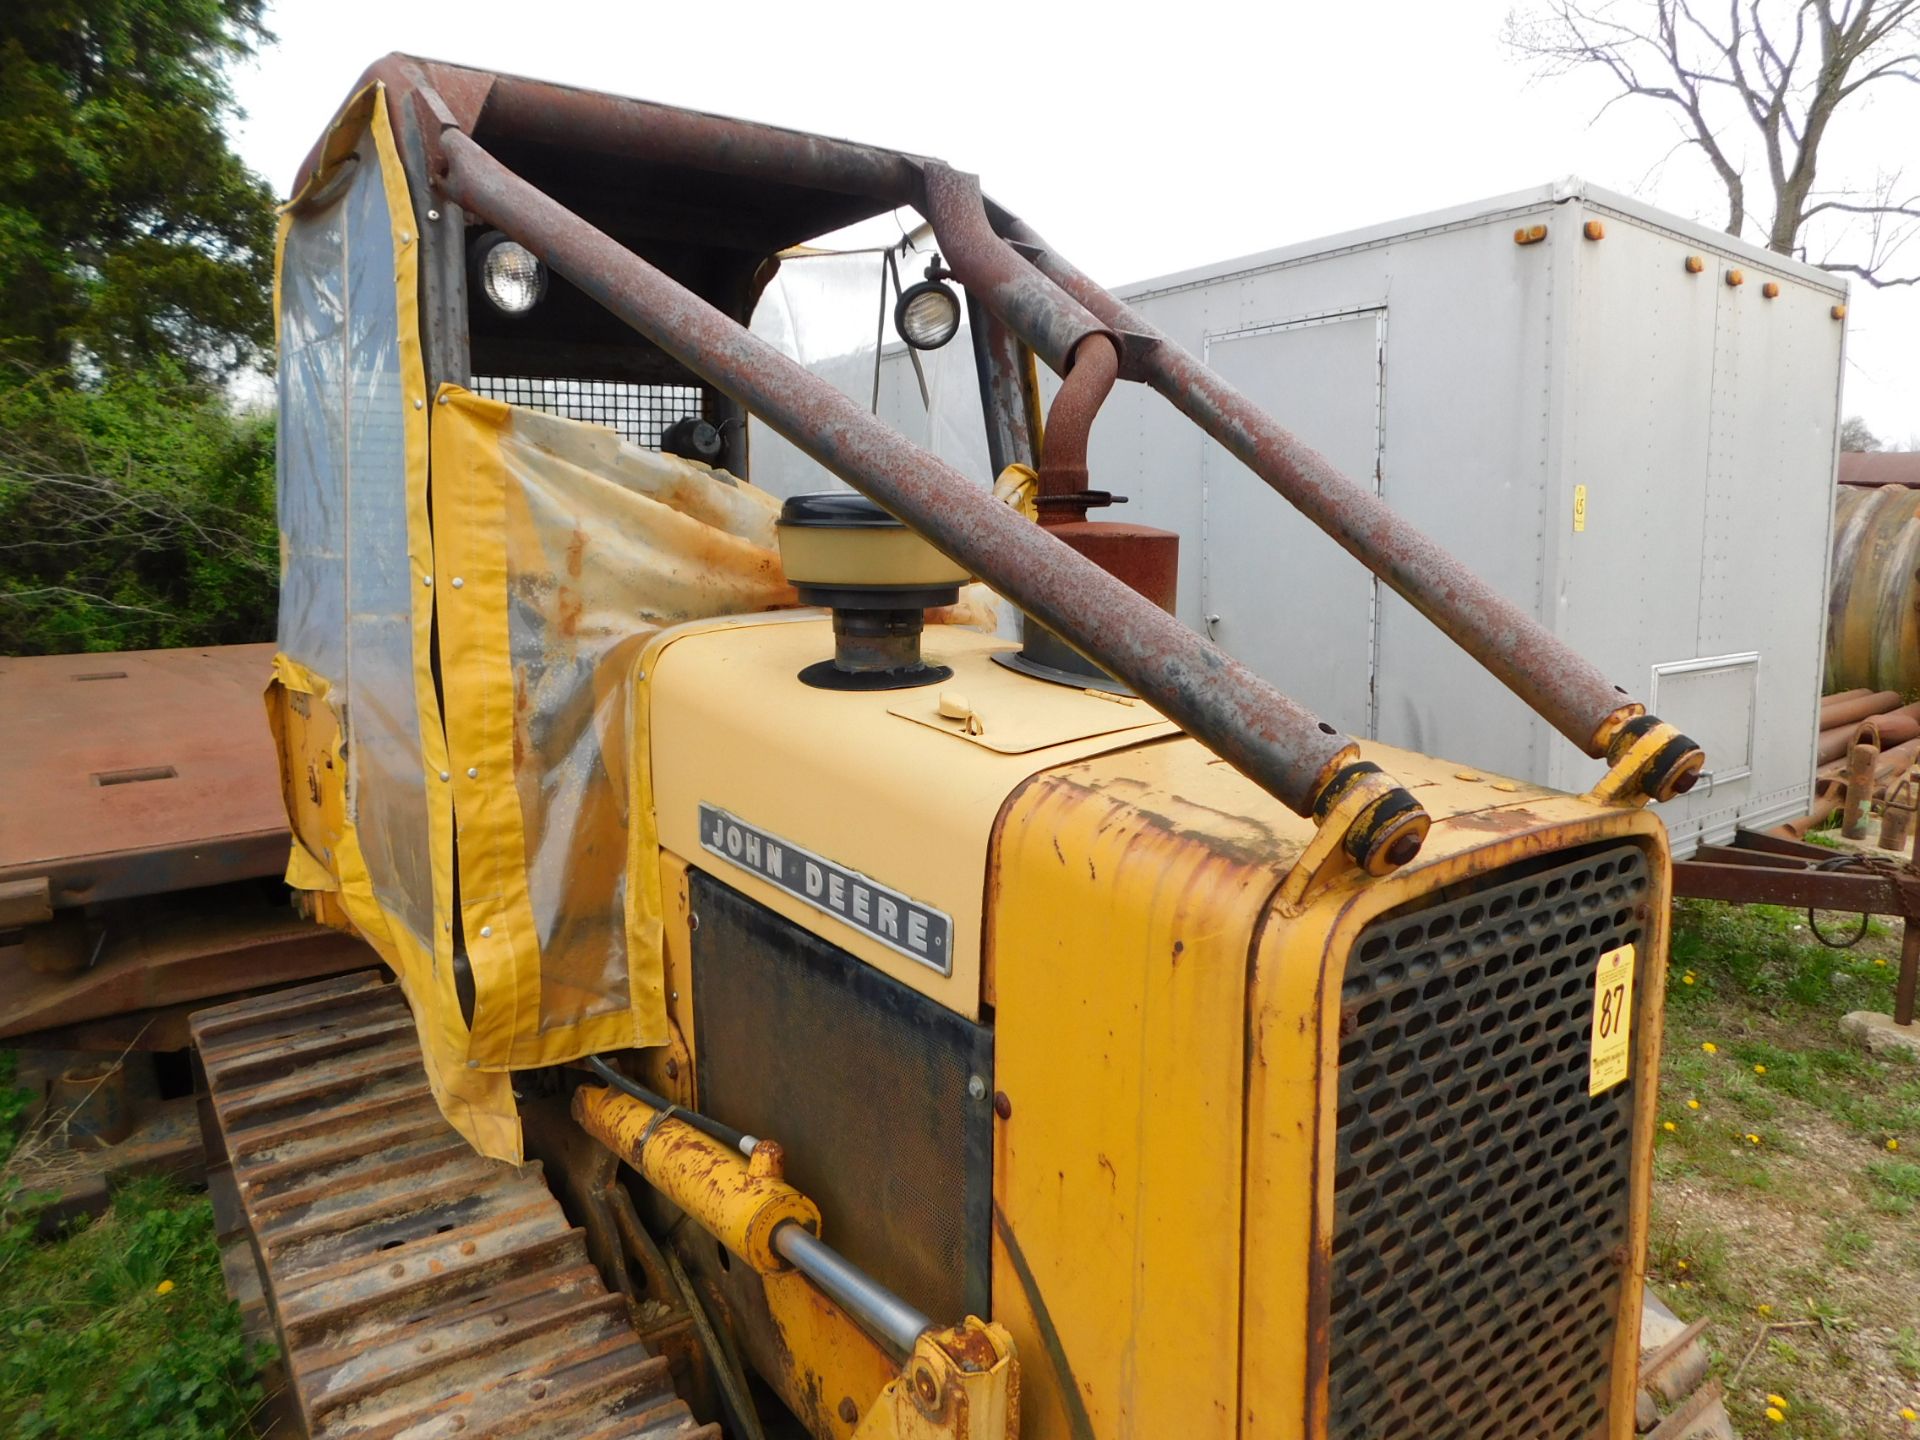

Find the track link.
[{"left": 194, "top": 971, "right": 715, "bottom": 1440}]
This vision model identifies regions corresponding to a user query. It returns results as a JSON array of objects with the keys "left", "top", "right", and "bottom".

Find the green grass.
[
  {"left": 1895, "top": 1327, "right": 1920, "bottom": 1381},
  {"left": 1664, "top": 901, "right": 1917, "bottom": 1144},
  {"left": 0, "top": 1053, "right": 269, "bottom": 1439},
  {"left": 1652, "top": 901, "right": 1920, "bottom": 1437},
  {"left": 0, "top": 1053, "right": 31, "bottom": 1156},
  {"left": 1865, "top": 1158, "right": 1920, "bottom": 1216},
  {"left": 1668, "top": 900, "right": 1900, "bottom": 1014},
  {"left": 0, "top": 1177, "right": 270, "bottom": 1439}
]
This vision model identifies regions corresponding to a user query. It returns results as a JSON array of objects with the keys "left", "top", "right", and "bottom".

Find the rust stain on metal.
[
  {"left": 2, "top": 884, "right": 369, "bottom": 1043},
  {"left": 935, "top": 1324, "right": 1000, "bottom": 1375},
  {"left": 0, "top": 644, "right": 289, "bottom": 905},
  {"left": 194, "top": 972, "right": 715, "bottom": 1439}
]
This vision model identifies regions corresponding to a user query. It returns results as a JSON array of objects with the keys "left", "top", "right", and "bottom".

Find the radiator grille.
[
  {"left": 1327, "top": 842, "right": 1650, "bottom": 1440},
  {"left": 470, "top": 377, "right": 704, "bottom": 449}
]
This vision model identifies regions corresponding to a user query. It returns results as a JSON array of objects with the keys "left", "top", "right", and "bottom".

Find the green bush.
[{"left": 0, "top": 363, "right": 276, "bottom": 653}]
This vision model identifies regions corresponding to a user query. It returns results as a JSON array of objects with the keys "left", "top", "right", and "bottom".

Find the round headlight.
[
  {"left": 894, "top": 279, "right": 962, "bottom": 350},
  {"left": 476, "top": 233, "right": 547, "bottom": 315}
]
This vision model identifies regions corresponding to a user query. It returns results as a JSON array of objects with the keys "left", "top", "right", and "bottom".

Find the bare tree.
[
  {"left": 1840, "top": 413, "right": 1885, "bottom": 448},
  {"left": 1506, "top": 1, "right": 1920, "bottom": 286}
]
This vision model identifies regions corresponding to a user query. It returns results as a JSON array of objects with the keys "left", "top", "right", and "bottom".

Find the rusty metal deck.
[
  {"left": 0, "top": 643, "right": 289, "bottom": 907},
  {"left": 193, "top": 971, "right": 714, "bottom": 1440}
]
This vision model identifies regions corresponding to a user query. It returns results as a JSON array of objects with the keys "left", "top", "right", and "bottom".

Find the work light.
[
  {"left": 474, "top": 231, "right": 547, "bottom": 315},
  {"left": 894, "top": 264, "right": 962, "bottom": 350}
]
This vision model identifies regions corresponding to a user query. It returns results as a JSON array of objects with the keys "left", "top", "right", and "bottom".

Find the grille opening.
[
  {"left": 1326, "top": 842, "right": 1650, "bottom": 1440},
  {"left": 470, "top": 377, "right": 707, "bottom": 450}
]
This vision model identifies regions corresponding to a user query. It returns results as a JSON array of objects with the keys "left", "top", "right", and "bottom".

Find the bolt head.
[
  {"left": 839, "top": 1397, "right": 859, "bottom": 1424},
  {"left": 480, "top": 925, "right": 493, "bottom": 938},
  {"left": 968, "top": 1074, "right": 987, "bottom": 1101}
]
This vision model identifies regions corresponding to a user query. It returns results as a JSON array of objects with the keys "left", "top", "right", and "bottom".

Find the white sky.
[{"left": 229, "top": 0, "right": 1918, "bottom": 444}]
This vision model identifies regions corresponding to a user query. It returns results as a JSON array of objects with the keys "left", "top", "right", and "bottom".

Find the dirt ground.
[{"left": 1652, "top": 900, "right": 1920, "bottom": 1438}]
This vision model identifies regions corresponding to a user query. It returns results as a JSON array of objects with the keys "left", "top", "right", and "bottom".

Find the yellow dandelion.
[
  {"left": 1683, "top": 973, "right": 1696, "bottom": 985},
  {"left": 1757, "top": 1303, "right": 1773, "bottom": 1317},
  {"left": 1755, "top": 1064, "right": 1768, "bottom": 1075},
  {"left": 1877, "top": 957, "right": 1889, "bottom": 967},
  {"left": 1688, "top": 1099, "right": 1702, "bottom": 1110},
  {"left": 1902, "top": 1407, "right": 1918, "bottom": 1423},
  {"left": 1765, "top": 1406, "right": 1785, "bottom": 1424},
  {"left": 1767, "top": 1394, "right": 1788, "bottom": 1410},
  {"left": 1677, "top": 1259, "right": 1690, "bottom": 1271},
  {"left": 1703, "top": 1042, "right": 1719, "bottom": 1054},
  {"left": 1747, "top": 1133, "right": 1763, "bottom": 1145},
  {"left": 154, "top": 1280, "right": 174, "bottom": 1297},
  {"left": 1663, "top": 1121, "right": 1677, "bottom": 1132},
  {"left": 1890, "top": 1139, "right": 1902, "bottom": 1152}
]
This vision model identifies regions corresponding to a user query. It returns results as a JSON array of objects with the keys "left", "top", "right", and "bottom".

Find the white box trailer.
[{"left": 753, "top": 179, "right": 1845, "bottom": 852}]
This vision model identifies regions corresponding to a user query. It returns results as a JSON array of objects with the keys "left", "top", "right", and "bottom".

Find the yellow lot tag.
[
  {"left": 1573, "top": 483, "right": 1588, "bottom": 532},
  {"left": 1589, "top": 943, "right": 1636, "bottom": 1095}
]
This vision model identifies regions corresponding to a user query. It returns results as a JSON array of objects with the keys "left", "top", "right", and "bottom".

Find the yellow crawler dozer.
[{"left": 198, "top": 55, "right": 1709, "bottom": 1440}]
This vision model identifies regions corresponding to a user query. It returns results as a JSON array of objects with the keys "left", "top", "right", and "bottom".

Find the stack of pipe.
[
  {"left": 1817, "top": 689, "right": 1920, "bottom": 764},
  {"left": 1779, "top": 688, "right": 1920, "bottom": 837}
]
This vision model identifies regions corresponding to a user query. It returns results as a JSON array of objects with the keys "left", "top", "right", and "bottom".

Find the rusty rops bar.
[
  {"left": 965, "top": 294, "right": 1037, "bottom": 478},
  {"left": 974, "top": 210, "right": 1653, "bottom": 764},
  {"left": 919, "top": 165, "right": 1111, "bottom": 378},
  {"left": 480, "top": 75, "right": 922, "bottom": 205},
  {"left": 435, "top": 127, "right": 1409, "bottom": 839}
]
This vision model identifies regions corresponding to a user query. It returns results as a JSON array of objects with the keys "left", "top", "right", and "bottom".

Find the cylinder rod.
[
  {"left": 972, "top": 207, "right": 1649, "bottom": 761},
  {"left": 773, "top": 1222, "right": 932, "bottom": 1354},
  {"left": 436, "top": 128, "right": 1407, "bottom": 830}
]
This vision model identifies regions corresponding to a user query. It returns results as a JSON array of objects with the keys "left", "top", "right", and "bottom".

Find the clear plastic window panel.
[
  {"left": 276, "top": 211, "right": 348, "bottom": 683},
  {"left": 339, "top": 140, "right": 434, "bottom": 948}
]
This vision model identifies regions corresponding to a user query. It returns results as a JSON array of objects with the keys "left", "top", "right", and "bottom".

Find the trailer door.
[{"left": 1201, "top": 308, "right": 1386, "bottom": 736}]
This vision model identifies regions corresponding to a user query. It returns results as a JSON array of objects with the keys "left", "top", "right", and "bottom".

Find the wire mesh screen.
[
  {"left": 1328, "top": 842, "right": 1650, "bottom": 1440},
  {"left": 471, "top": 377, "right": 704, "bottom": 449}
]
